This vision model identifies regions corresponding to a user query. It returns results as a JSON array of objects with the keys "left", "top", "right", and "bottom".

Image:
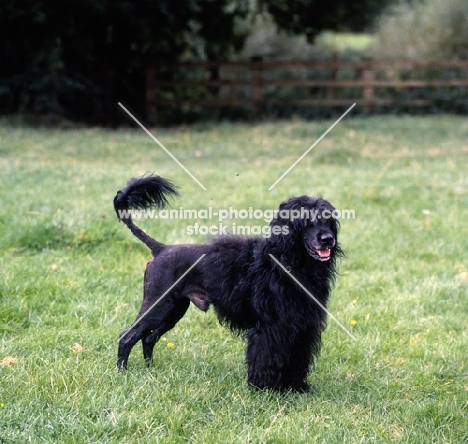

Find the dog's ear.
[
  {"left": 319, "top": 198, "right": 340, "bottom": 236},
  {"left": 267, "top": 199, "right": 302, "bottom": 252},
  {"left": 268, "top": 219, "right": 289, "bottom": 252}
]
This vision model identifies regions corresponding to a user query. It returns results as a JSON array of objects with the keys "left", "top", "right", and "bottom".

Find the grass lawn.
[
  {"left": 315, "top": 31, "right": 376, "bottom": 54},
  {"left": 0, "top": 115, "right": 467, "bottom": 443}
]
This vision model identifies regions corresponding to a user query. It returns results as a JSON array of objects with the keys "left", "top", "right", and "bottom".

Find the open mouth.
[
  {"left": 316, "top": 248, "right": 331, "bottom": 259},
  {"left": 306, "top": 245, "right": 332, "bottom": 261}
]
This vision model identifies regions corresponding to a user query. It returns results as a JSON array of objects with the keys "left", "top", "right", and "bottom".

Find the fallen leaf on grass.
[
  {"left": 70, "top": 343, "right": 86, "bottom": 354},
  {"left": 1, "top": 356, "right": 18, "bottom": 366}
]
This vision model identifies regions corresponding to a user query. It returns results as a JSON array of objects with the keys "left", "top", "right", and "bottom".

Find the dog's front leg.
[{"left": 245, "top": 325, "right": 293, "bottom": 391}]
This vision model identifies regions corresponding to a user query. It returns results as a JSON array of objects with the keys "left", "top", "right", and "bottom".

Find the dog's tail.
[{"left": 113, "top": 174, "right": 179, "bottom": 256}]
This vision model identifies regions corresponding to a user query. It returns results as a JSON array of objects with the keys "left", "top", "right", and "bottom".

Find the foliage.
[
  {"left": 238, "top": 11, "right": 376, "bottom": 60},
  {"left": 0, "top": 0, "right": 249, "bottom": 123},
  {"left": 0, "top": 116, "right": 467, "bottom": 442},
  {"left": 376, "top": 0, "right": 468, "bottom": 60},
  {"left": 261, "top": 0, "right": 395, "bottom": 41},
  {"left": 1, "top": 0, "right": 396, "bottom": 124}
]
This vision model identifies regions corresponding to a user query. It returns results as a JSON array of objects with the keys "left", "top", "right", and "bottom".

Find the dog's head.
[{"left": 268, "top": 195, "right": 341, "bottom": 262}]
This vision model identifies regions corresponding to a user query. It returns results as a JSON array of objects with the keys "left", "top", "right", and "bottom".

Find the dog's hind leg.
[
  {"left": 117, "top": 324, "right": 146, "bottom": 370},
  {"left": 142, "top": 331, "right": 159, "bottom": 364},
  {"left": 141, "top": 297, "right": 191, "bottom": 365}
]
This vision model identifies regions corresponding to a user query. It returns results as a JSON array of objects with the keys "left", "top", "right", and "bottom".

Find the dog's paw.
[
  {"left": 290, "top": 381, "right": 311, "bottom": 393},
  {"left": 117, "top": 359, "right": 128, "bottom": 371},
  {"left": 248, "top": 380, "right": 310, "bottom": 394}
]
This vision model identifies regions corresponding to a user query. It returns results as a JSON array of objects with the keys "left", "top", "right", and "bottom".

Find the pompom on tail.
[{"left": 114, "top": 174, "right": 179, "bottom": 220}]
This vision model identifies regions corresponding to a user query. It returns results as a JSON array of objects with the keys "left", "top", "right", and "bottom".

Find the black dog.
[{"left": 114, "top": 174, "right": 342, "bottom": 392}]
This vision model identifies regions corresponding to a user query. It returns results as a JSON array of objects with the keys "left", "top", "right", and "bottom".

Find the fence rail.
[{"left": 146, "top": 58, "right": 468, "bottom": 123}]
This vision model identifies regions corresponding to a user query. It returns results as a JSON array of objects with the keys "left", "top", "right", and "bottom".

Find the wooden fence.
[{"left": 146, "top": 59, "right": 468, "bottom": 123}]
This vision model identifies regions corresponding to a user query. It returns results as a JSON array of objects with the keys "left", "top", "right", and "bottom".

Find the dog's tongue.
[{"left": 318, "top": 249, "right": 331, "bottom": 258}]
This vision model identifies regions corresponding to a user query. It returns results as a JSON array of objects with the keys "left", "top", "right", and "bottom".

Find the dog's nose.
[{"left": 320, "top": 233, "right": 335, "bottom": 246}]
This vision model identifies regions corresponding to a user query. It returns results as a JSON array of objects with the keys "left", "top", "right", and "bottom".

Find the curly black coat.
[{"left": 114, "top": 174, "right": 342, "bottom": 392}]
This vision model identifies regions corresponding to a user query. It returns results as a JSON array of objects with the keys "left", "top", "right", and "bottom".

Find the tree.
[
  {"left": 0, "top": 0, "right": 249, "bottom": 123},
  {"left": 261, "top": 0, "right": 394, "bottom": 40},
  {"left": 0, "top": 0, "right": 392, "bottom": 123},
  {"left": 377, "top": 0, "right": 468, "bottom": 60}
]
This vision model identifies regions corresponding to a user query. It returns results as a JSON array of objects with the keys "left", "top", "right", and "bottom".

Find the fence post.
[
  {"left": 362, "top": 59, "right": 374, "bottom": 113},
  {"left": 327, "top": 52, "right": 339, "bottom": 100},
  {"left": 146, "top": 67, "right": 157, "bottom": 125},
  {"left": 251, "top": 56, "right": 264, "bottom": 119}
]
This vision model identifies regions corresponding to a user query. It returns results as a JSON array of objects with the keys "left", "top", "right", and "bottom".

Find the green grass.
[
  {"left": 315, "top": 31, "right": 376, "bottom": 54},
  {"left": 1, "top": 115, "right": 467, "bottom": 443}
]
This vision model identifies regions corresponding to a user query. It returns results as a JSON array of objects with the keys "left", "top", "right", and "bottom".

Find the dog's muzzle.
[{"left": 306, "top": 233, "right": 335, "bottom": 261}]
